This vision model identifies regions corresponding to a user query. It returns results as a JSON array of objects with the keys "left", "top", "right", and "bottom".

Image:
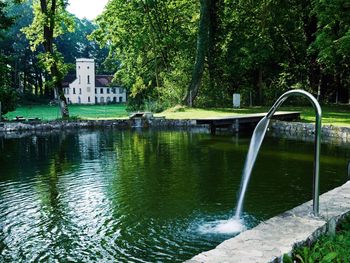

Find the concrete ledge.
[{"left": 188, "top": 181, "right": 350, "bottom": 263}]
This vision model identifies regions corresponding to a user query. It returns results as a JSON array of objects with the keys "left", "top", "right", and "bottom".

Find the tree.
[
  {"left": 0, "top": 0, "right": 18, "bottom": 116},
  {"left": 93, "top": 0, "right": 198, "bottom": 110},
  {"left": 23, "top": 0, "right": 74, "bottom": 118},
  {"left": 183, "top": 0, "right": 210, "bottom": 106}
]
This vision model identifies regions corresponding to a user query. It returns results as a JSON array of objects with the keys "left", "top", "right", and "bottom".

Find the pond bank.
[{"left": 0, "top": 119, "right": 349, "bottom": 142}]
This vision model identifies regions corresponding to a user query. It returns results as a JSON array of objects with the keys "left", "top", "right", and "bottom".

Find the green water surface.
[{"left": 0, "top": 129, "right": 349, "bottom": 262}]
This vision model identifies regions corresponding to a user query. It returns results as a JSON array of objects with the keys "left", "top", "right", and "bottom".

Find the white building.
[{"left": 62, "top": 58, "right": 127, "bottom": 104}]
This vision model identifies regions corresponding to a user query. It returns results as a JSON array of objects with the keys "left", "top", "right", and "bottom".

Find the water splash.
[
  {"left": 197, "top": 218, "right": 246, "bottom": 235},
  {"left": 234, "top": 117, "right": 270, "bottom": 219}
]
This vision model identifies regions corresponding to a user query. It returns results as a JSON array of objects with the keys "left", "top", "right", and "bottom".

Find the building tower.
[{"left": 76, "top": 58, "right": 95, "bottom": 104}]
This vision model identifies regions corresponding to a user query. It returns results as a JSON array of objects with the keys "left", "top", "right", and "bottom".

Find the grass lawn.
[
  {"left": 4, "top": 103, "right": 350, "bottom": 127},
  {"left": 156, "top": 104, "right": 350, "bottom": 127},
  {"left": 4, "top": 104, "right": 129, "bottom": 120}
]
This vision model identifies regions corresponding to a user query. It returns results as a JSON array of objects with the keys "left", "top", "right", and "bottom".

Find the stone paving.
[{"left": 188, "top": 181, "right": 350, "bottom": 263}]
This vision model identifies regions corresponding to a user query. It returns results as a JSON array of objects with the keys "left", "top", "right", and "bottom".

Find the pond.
[{"left": 0, "top": 129, "right": 349, "bottom": 262}]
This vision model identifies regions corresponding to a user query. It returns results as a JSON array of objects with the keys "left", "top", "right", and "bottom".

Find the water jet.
[{"left": 235, "top": 89, "right": 322, "bottom": 218}]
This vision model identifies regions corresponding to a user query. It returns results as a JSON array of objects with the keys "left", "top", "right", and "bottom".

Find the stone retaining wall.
[
  {"left": 270, "top": 120, "right": 350, "bottom": 144},
  {"left": 0, "top": 119, "right": 199, "bottom": 133}
]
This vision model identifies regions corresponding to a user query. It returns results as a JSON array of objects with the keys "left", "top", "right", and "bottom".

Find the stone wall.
[
  {"left": 0, "top": 118, "right": 200, "bottom": 133},
  {"left": 270, "top": 120, "right": 350, "bottom": 144}
]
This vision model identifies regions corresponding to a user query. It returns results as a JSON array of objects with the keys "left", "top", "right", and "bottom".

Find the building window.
[
  {"left": 88, "top": 96, "right": 91, "bottom": 102},
  {"left": 87, "top": 87, "right": 91, "bottom": 92},
  {"left": 79, "top": 88, "right": 82, "bottom": 94},
  {"left": 112, "top": 88, "right": 116, "bottom": 94},
  {"left": 107, "top": 97, "right": 111, "bottom": 103},
  {"left": 95, "top": 97, "right": 98, "bottom": 103},
  {"left": 113, "top": 97, "right": 117, "bottom": 103},
  {"left": 73, "top": 88, "right": 76, "bottom": 94},
  {"left": 100, "top": 97, "right": 105, "bottom": 103},
  {"left": 87, "top": 66, "right": 90, "bottom": 69},
  {"left": 119, "top": 88, "right": 124, "bottom": 93},
  {"left": 78, "top": 66, "right": 80, "bottom": 69},
  {"left": 100, "top": 88, "right": 103, "bottom": 94},
  {"left": 107, "top": 88, "right": 110, "bottom": 94},
  {"left": 67, "top": 98, "right": 70, "bottom": 103},
  {"left": 95, "top": 88, "right": 97, "bottom": 94},
  {"left": 79, "top": 75, "right": 81, "bottom": 84},
  {"left": 67, "top": 88, "right": 69, "bottom": 95},
  {"left": 78, "top": 97, "right": 81, "bottom": 104},
  {"left": 87, "top": 75, "right": 90, "bottom": 84},
  {"left": 119, "top": 97, "right": 122, "bottom": 103}
]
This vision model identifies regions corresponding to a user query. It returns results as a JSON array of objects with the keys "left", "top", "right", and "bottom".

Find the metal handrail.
[{"left": 266, "top": 89, "right": 322, "bottom": 216}]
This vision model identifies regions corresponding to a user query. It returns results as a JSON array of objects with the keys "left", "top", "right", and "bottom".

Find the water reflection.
[{"left": 0, "top": 129, "right": 349, "bottom": 262}]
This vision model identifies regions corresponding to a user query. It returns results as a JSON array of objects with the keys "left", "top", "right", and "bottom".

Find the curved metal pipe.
[{"left": 266, "top": 89, "right": 322, "bottom": 216}]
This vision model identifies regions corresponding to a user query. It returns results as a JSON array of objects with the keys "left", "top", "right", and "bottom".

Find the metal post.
[{"left": 266, "top": 89, "right": 322, "bottom": 216}]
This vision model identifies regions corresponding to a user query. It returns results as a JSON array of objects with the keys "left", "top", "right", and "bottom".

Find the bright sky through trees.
[{"left": 67, "top": 0, "right": 108, "bottom": 20}]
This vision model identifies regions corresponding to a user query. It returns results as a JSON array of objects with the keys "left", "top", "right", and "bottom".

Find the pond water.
[{"left": 0, "top": 129, "right": 349, "bottom": 262}]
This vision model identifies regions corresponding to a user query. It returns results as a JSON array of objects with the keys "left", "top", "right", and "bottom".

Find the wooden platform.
[{"left": 196, "top": 111, "right": 300, "bottom": 134}]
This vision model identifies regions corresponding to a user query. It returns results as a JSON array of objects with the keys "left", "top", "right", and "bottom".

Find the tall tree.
[
  {"left": 23, "top": 0, "right": 74, "bottom": 118},
  {"left": 183, "top": 0, "right": 210, "bottom": 106},
  {"left": 93, "top": 0, "right": 198, "bottom": 110},
  {"left": 0, "top": 0, "right": 17, "bottom": 115}
]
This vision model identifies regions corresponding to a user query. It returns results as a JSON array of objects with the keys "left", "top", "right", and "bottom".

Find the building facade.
[{"left": 62, "top": 58, "right": 127, "bottom": 104}]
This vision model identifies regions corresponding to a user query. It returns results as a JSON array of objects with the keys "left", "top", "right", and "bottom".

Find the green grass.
[
  {"left": 283, "top": 217, "right": 350, "bottom": 263},
  {"left": 156, "top": 104, "right": 350, "bottom": 127},
  {"left": 4, "top": 104, "right": 129, "bottom": 120},
  {"left": 4, "top": 103, "right": 350, "bottom": 126}
]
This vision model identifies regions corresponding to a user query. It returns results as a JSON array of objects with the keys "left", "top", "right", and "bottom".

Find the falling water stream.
[
  {"left": 199, "top": 117, "right": 271, "bottom": 234},
  {"left": 234, "top": 117, "right": 271, "bottom": 219}
]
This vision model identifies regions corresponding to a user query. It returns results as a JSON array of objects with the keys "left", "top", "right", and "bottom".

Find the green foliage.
[
  {"left": 292, "top": 217, "right": 350, "bottom": 262},
  {"left": 92, "top": 0, "right": 198, "bottom": 109}
]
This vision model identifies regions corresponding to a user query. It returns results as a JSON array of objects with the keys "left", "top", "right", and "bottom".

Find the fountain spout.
[
  {"left": 236, "top": 89, "right": 322, "bottom": 217},
  {"left": 267, "top": 89, "right": 322, "bottom": 216}
]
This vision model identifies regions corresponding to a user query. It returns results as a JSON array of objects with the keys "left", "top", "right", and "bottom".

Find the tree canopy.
[{"left": 0, "top": 0, "right": 350, "bottom": 115}]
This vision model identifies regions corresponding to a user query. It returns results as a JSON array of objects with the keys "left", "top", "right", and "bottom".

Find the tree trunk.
[
  {"left": 257, "top": 68, "right": 264, "bottom": 105},
  {"left": 40, "top": 0, "right": 69, "bottom": 118},
  {"left": 183, "top": 0, "right": 210, "bottom": 106}
]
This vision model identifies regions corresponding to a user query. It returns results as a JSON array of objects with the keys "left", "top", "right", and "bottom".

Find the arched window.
[
  {"left": 107, "top": 97, "right": 111, "bottom": 103},
  {"left": 95, "top": 97, "right": 98, "bottom": 103},
  {"left": 73, "top": 88, "right": 76, "bottom": 94},
  {"left": 87, "top": 75, "right": 90, "bottom": 84},
  {"left": 88, "top": 96, "right": 91, "bottom": 102},
  {"left": 100, "top": 97, "right": 105, "bottom": 103},
  {"left": 79, "top": 88, "right": 82, "bottom": 94}
]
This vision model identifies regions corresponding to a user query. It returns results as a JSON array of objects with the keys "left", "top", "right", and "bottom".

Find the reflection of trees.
[
  {"left": 0, "top": 131, "right": 85, "bottom": 261},
  {"left": 110, "top": 131, "right": 242, "bottom": 219}
]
